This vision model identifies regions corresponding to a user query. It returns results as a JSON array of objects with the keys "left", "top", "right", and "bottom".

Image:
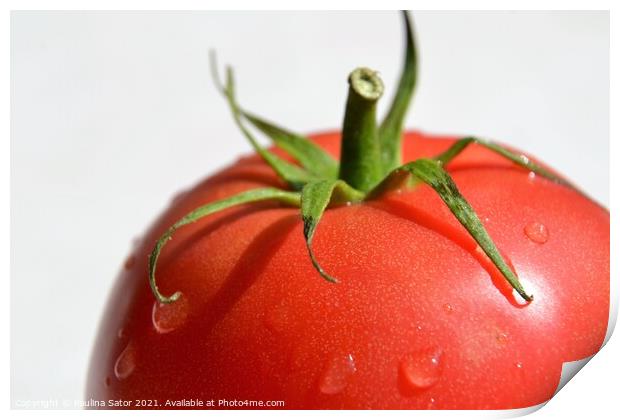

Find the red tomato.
[{"left": 86, "top": 131, "right": 609, "bottom": 409}]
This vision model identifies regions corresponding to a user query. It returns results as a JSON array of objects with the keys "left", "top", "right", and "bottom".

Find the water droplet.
[
  {"left": 515, "top": 361, "right": 523, "bottom": 369},
  {"left": 399, "top": 347, "right": 443, "bottom": 391},
  {"left": 152, "top": 293, "right": 189, "bottom": 334},
  {"left": 124, "top": 255, "right": 135, "bottom": 270},
  {"left": 483, "top": 216, "right": 490, "bottom": 223},
  {"left": 496, "top": 331, "right": 509, "bottom": 344},
  {"left": 443, "top": 303, "right": 453, "bottom": 314},
  {"left": 319, "top": 354, "right": 357, "bottom": 395},
  {"left": 427, "top": 397, "right": 436, "bottom": 409},
  {"left": 104, "top": 376, "right": 111, "bottom": 387},
  {"left": 528, "top": 171, "right": 536, "bottom": 181},
  {"left": 345, "top": 201, "right": 352, "bottom": 207},
  {"left": 524, "top": 222, "right": 549, "bottom": 244},
  {"left": 264, "top": 302, "right": 290, "bottom": 334},
  {"left": 114, "top": 342, "right": 136, "bottom": 380},
  {"left": 520, "top": 155, "right": 530, "bottom": 164},
  {"left": 416, "top": 324, "right": 423, "bottom": 332}
]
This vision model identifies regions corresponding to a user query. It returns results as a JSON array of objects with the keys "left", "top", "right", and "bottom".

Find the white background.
[{"left": 10, "top": 10, "right": 613, "bottom": 416}]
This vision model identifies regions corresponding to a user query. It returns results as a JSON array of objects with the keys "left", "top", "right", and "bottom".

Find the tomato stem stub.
[{"left": 339, "top": 68, "right": 385, "bottom": 192}]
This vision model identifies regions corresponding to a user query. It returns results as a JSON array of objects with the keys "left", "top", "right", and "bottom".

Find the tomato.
[
  {"left": 86, "top": 131, "right": 609, "bottom": 409},
  {"left": 86, "top": 11, "right": 609, "bottom": 410}
]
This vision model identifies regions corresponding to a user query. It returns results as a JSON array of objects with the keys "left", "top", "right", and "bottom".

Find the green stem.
[{"left": 339, "top": 67, "right": 385, "bottom": 192}]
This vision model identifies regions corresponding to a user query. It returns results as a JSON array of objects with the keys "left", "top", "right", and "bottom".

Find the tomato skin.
[{"left": 86, "top": 131, "right": 609, "bottom": 409}]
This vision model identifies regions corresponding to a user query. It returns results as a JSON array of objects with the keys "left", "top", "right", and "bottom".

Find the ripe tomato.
[{"left": 86, "top": 131, "right": 609, "bottom": 409}]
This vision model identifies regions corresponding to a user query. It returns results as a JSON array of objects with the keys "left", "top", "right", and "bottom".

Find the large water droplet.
[
  {"left": 524, "top": 222, "right": 549, "bottom": 244},
  {"left": 399, "top": 347, "right": 443, "bottom": 391},
  {"left": 319, "top": 353, "right": 357, "bottom": 395},
  {"left": 152, "top": 293, "right": 189, "bottom": 334},
  {"left": 114, "top": 342, "right": 136, "bottom": 380}
]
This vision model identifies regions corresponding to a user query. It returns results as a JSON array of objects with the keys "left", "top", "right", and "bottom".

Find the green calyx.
[{"left": 148, "top": 11, "right": 572, "bottom": 305}]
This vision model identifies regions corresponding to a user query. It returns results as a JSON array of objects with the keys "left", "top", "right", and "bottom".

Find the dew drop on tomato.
[
  {"left": 524, "top": 221, "right": 549, "bottom": 244},
  {"left": 114, "top": 342, "right": 136, "bottom": 380},
  {"left": 399, "top": 347, "right": 443, "bottom": 391},
  {"left": 318, "top": 353, "right": 357, "bottom": 395},
  {"left": 443, "top": 303, "right": 453, "bottom": 314},
  {"left": 515, "top": 361, "right": 523, "bottom": 369},
  {"left": 152, "top": 293, "right": 189, "bottom": 334}
]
